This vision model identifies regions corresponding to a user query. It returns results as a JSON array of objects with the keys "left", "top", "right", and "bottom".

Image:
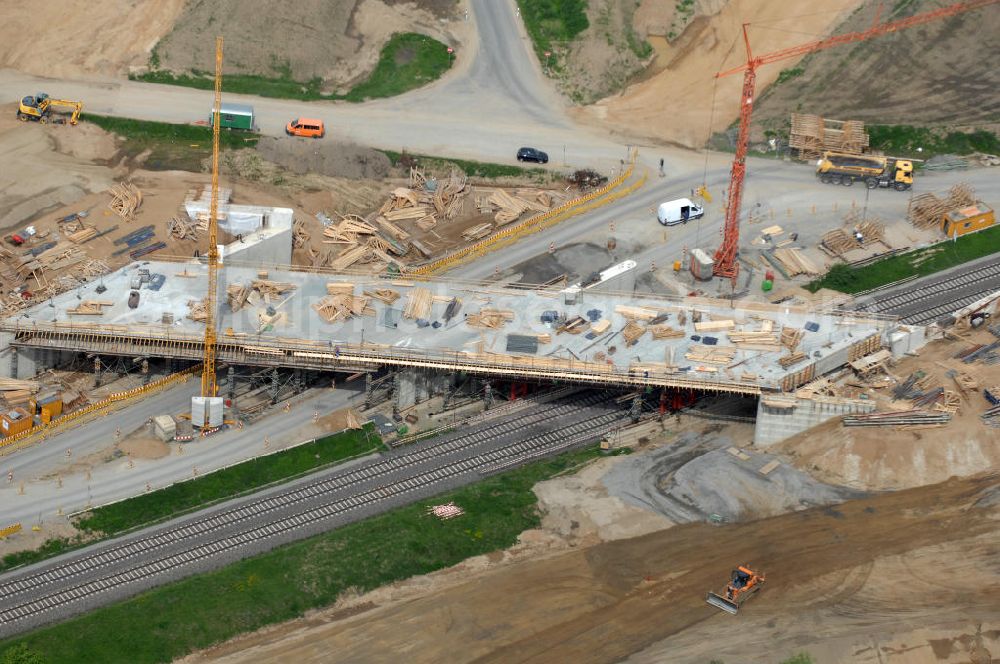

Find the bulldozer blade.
[{"left": 705, "top": 591, "right": 739, "bottom": 615}]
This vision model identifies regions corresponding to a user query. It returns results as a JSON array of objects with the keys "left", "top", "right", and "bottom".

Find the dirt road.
[{"left": 190, "top": 473, "right": 1000, "bottom": 664}]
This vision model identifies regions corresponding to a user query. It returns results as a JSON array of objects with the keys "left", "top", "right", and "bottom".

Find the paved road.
[
  {"left": 0, "top": 392, "right": 625, "bottom": 637},
  {"left": 0, "top": 383, "right": 364, "bottom": 528},
  {"left": 855, "top": 251, "right": 1000, "bottom": 324},
  {"left": 0, "top": 1, "right": 623, "bottom": 168}
]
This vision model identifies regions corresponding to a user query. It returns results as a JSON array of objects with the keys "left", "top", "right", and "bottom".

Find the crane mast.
[
  {"left": 711, "top": 0, "right": 1000, "bottom": 282},
  {"left": 201, "top": 36, "right": 223, "bottom": 398}
]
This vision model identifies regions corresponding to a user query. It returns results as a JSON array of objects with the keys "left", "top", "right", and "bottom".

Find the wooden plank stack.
[
  {"left": 615, "top": 305, "right": 658, "bottom": 321},
  {"left": 685, "top": 346, "right": 737, "bottom": 364},
  {"left": 779, "top": 351, "right": 808, "bottom": 368},
  {"left": 462, "top": 223, "right": 493, "bottom": 242},
  {"left": 771, "top": 247, "right": 821, "bottom": 276},
  {"left": 67, "top": 300, "right": 114, "bottom": 316},
  {"left": 363, "top": 288, "right": 400, "bottom": 304},
  {"left": 107, "top": 181, "right": 143, "bottom": 222},
  {"left": 781, "top": 327, "right": 804, "bottom": 350},
  {"left": 403, "top": 287, "right": 432, "bottom": 320},
  {"left": 650, "top": 324, "right": 684, "bottom": 339},
  {"left": 622, "top": 321, "right": 646, "bottom": 346}
]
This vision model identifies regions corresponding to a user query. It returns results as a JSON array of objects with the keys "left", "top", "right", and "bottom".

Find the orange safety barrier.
[
  {"left": 408, "top": 150, "right": 643, "bottom": 276},
  {"left": 0, "top": 366, "right": 200, "bottom": 451}
]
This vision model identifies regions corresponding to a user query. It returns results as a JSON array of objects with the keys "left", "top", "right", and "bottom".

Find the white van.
[{"left": 657, "top": 198, "right": 704, "bottom": 226}]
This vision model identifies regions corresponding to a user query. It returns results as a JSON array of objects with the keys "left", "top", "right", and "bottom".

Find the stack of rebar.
[{"left": 843, "top": 410, "right": 952, "bottom": 427}]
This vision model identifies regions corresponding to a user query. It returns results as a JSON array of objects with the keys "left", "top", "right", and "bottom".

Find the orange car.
[{"left": 285, "top": 117, "right": 325, "bottom": 138}]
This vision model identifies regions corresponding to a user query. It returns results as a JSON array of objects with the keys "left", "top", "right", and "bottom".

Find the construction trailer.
[
  {"left": 17, "top": 93, "right": 83, "bottom": 125},
  {"left": 815, "top": 151, "right": 913, "bottom": 190},
  {"left": 942, "top": 202, "right": 995, "bottom": 238},
  {"left": 211, "top": 102, "right": 255, "bottom": 131},
  {"left": 1, "top": 407, "right": 33, "bottom": 437}
]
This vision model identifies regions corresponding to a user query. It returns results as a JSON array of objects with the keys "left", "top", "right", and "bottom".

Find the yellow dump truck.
[{"left": 815, "top": 151, "right": 913, "bottom": 191}]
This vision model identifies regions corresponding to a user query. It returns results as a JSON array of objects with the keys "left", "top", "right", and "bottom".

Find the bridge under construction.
[{"left": 1, "top": 257, "right": 898, "bottom": 401}]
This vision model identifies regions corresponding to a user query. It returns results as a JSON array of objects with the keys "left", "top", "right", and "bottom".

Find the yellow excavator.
[{"left": 17, "top": 93, "right": 83, "bottom": 125}]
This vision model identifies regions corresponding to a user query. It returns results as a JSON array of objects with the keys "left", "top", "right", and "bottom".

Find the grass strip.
[
  {"left": 82, "top": 114, "right": 257, "bottom": 171},
  {"left": 133, "top": 33, "right": 451, "bottom": 102},
  {"left": 0, "top": 446, "right": 600, "bottom": 664},
  {"left": 0, "top": 426, "right": 381, "bottom": 575},
  {"left": 868, "top": 124, "right": 999, "bottom": 158},
  {"left": 807, "top": 225, "right": 1000, "bottom": 293},
  {"left": 379, "top": 149, "right": 549, "bottom": 180},
  {"left": 74, "top": 426, "right": 382, "bottom": 537}
]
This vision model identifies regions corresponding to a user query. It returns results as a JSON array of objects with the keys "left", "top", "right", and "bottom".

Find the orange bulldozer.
[{"left": 705, "top": 565, "right": 765, "bottom": 614}]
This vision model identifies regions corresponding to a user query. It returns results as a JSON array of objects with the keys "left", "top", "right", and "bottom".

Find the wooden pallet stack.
[
  {"left": 622, "top": 321, "right": 646, "bottom": 346},
  {"left": 908, "top": 184, "right": 976, "bottom": 229},
  {"left": 650, "top": 324, "right": 684, "bottom": 339},
  {"left": 789, "top": 113, "right": 869, "bottom": 160},
  {"left": 362, "top": 288, "right": 400, "bottom": 305},
  {"left": 685, "top": 346, "right": 737, "bottom": 364},
  {"left": 167, "top": 216, "right": 199, "bottom": 240},
  {"left": 107, "top": 181, "right": 143, "bottom": 222}
]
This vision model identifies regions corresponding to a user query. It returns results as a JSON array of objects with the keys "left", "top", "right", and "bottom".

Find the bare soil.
[
  {"left": 0, "top": 0, "right": 185, "bottom": 78},
  {"left": 777, "top": 327, "right": 1000, "bottom": 491},
  {"left": 152, "top": 0, "right": 459, "bottom": 91},
  {"left": 751, "top": 0, "right": 1000, "bottom": 136},
  {"left": 182, "top": 472, "right": 1000, "bottom": 664},
  {"left": 575, "top": 0, "right": 864, "bottom": 148}
]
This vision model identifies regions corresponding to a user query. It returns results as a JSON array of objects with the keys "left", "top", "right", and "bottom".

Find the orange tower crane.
[
  {"left": 710, "top": 0, "right": 1000, "bottom": 282},
  {"left": 201, "top": 35, "right": 224, "bottom": 399}
]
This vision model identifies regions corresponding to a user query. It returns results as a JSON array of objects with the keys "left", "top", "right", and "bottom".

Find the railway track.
[
  {"left": 859, "top": 258, "right": 1000, "bottom": 324},
  {"left": 0, "top": 391, "right": 624, "bottom": 635}
]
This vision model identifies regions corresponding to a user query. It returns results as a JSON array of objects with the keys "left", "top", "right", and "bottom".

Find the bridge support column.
[
  {"left": 93, "top": 356, "right": 102, "bottom": 388},
  {"left": 629, "top": 394, "right": 642, "bottom": 424},
  {"left": 292, "top": 369, "right": 304, "bottom": 394},
  {"left": 392, "top": 373, "right": 402, "bottom": 421},
  {"left": 364, "top": 372, "right": 373, "bottom": 410},
  {"left": 10, "top": 347, "right": 17, "bottom": 379},
  {"left": 227, "top": 366, "right": 236, "bottom": 402},
  {"left": 141, "top": 358, "right": 150, "bottom": 385},
  {"left": 483, "top": 381, "right": 494, "bottom": 411},
  {"left": 267, "top": 369, "right": 280, "bottom": 404}
]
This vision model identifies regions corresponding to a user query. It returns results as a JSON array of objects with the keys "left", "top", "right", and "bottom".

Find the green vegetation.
[
  {"left": 0, "top": 645, "right": 45, "bottom": 664},
  {"left": 76, "top": 426, "right": 382, "bottom": 537},
  {"left": 379, "top": 149, "right": 549, "bottom": 181},
  {"left": 517, "top": 0, "right": 590, "bottom": 60},
  {"left": 775, "top": 66, "right": 804, "bottom": 85},
  {"left": 134, "top": 33, "right": 452, "bottom": 102},
  {"left": 807, "top": 224, "right": 1000, "bottom": 293},
  {"left": 0, "top": 447, "right": 601, "bottom": 664},
  {"left": 779, "top": 655, "right": 814, "bottom": 664},
  {"left": 0, "top": 427, "right": 380, "bottom": 577},
  {"left": 83, "top": 114, "right": 258, "bottom": 171},
  {"left": 868, "top": 124, "right": 1000, "bottom": 157}
]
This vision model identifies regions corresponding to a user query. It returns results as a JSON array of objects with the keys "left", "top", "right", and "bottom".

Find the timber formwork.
[{"left": 1, "top": 322, "right": 762, "bottom": 395}]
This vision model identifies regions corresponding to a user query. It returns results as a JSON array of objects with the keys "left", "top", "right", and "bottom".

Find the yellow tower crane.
[{"left": 201, "top": 36, "right": 224, "bottom": 402}]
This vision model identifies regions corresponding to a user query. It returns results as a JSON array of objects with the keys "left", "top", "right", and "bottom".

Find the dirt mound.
[
  {"left": 751, "top": 0, "right": 1000, "bottom": 134},
  {"left": 152, "top": 0, "right": 457, "bottom": 90},
  {"left": 574, "top": 0, "right": 863, "bottom": 147},
  {"left": 0, "top": 0, "right": 184, "bottom": 78},
  {"left": 256, "top": 137, "right": 392, "bottom": 180},
  {"left": 776, "top": 330, "right": 1000, "bottom": 491}
]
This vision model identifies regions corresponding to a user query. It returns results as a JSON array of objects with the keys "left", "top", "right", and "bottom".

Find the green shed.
[{"left": 211, "top": 102, "right": 255, "bottom": 131}]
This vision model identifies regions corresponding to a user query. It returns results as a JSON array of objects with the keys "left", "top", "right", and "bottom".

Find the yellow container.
[{"left": 673, "top": 260, "right": 682, "bottom": 272}]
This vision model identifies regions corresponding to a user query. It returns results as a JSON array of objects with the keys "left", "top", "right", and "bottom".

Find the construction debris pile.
[
  {"left": 907, "top": 183, "right": 975, "bottom": 229},
  {"left": 312, "top": 283, "right": 375, "bottom": 323},
  {"left": 107, "top": 181, "right": 143, "bottom": 223},
  {"left": 319, "top": 216, "right": 405, "bottom": 271},
  {"left": 226, "top": 279, "right": 297, "bottom": 313},
  {"left": 789, "top": 113, "right": 869, "bottom": 160}
]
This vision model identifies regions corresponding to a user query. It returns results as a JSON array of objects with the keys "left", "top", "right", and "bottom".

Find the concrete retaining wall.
[{"left": 754, "top": 395, "right": 875, "bottom": 447}]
